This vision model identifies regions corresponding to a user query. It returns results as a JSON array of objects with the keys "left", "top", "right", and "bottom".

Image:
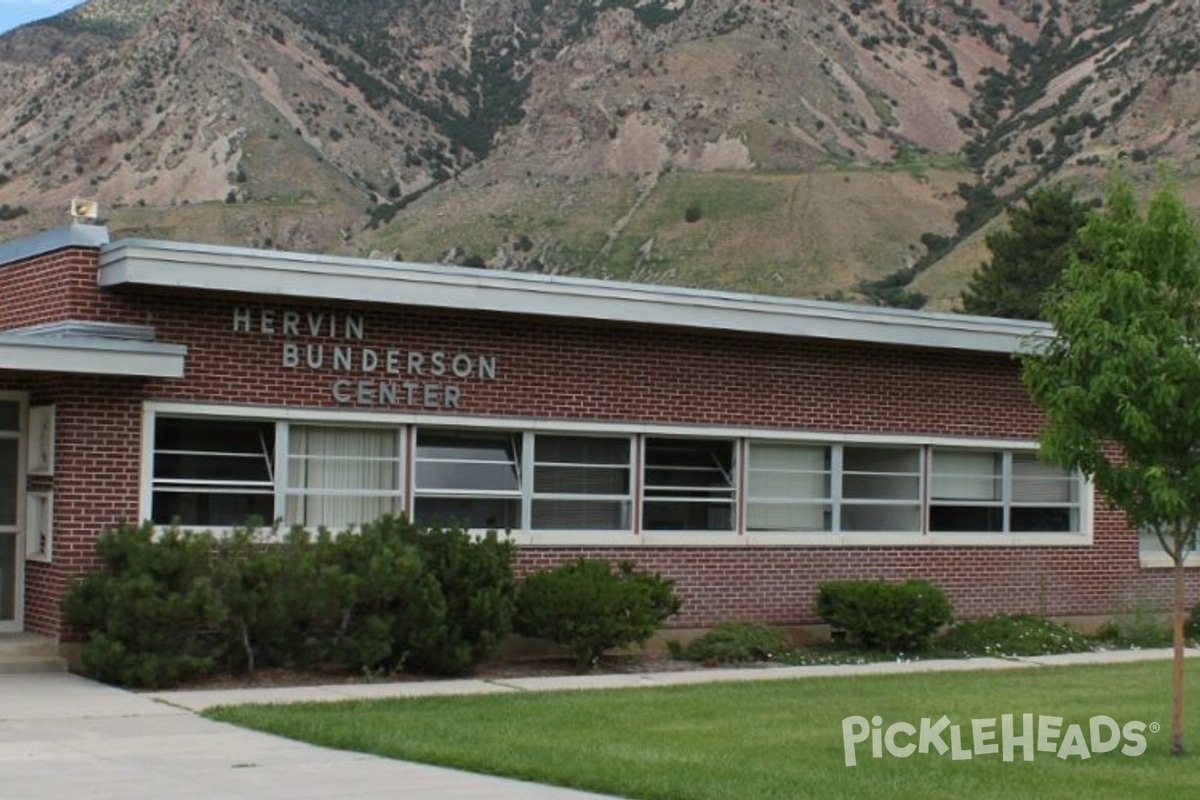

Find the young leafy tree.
[
  {"left": 961, "top": 183, "right": 1091, "bottom": 319},
  {"left": 1022, "top": 178, "right": 1200, "bottom": 756}
]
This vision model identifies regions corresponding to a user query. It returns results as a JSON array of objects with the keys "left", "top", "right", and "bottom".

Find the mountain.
[{"left": 1, "top": 0, "right": 1198, "bottom": 310}]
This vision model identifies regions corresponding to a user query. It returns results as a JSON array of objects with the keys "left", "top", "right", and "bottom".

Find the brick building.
[{"left": 0, "top": 224, "right": 1194, "bottom": 640}]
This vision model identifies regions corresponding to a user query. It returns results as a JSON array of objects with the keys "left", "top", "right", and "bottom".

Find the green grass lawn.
[{"left": 206, "top": 661, "right": 1198, "bottom": 800}]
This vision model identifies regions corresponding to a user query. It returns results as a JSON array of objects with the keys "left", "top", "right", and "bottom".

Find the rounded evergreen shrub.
[
  {"left": 816, "top": 578, "right": 953, "bottom": 652},
  {"left": 515, "top": 558, "right": 681, "bottom": 671},
  {"left": 61, "top": 523, "right": 228, "bottom": 689}
]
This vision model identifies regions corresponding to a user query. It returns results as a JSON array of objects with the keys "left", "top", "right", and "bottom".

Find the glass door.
[{"left": 0, "top": 399, "right": 21, "bottom": 631}]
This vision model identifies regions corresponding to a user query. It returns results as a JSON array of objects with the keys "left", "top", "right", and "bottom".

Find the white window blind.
[{"left": 285, "top": 426, "right": 401, "bottom": 529}]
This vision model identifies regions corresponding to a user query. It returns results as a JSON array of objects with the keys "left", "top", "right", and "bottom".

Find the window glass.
[
  {"left": 930, "top": 450, "right": 1003, "bottom": 532},
  {"left": 415, "top": 430, "right": 520, "bottom": 492},
  {"left": 841, "top": 447, "right": 921, "bottom": 532},
  {"left": 932, "top": 451, "right": 1001, "bottom": 500},
  {"left": 412, "top": 497, "right": 521, "bottom": 531},
  {"left": 151, "top": 418, "right": 275, "bottom": 526},
  {"left": 1009, "top": 453, "right": 1079, "bottom": 532},
  {"left": 286, "top": 426, "right": 400, "bottom": 529},
  {"left": 0, "top": 441, "right": 16, "bottom": 527},
  {"left": 1011, "top": 454, "right": 1077, "bottom": 503},
  {"left": 532, "top": 499, "right": 630, "bottom": 530},
  {"left": 643, "top": 438, "right": 735, "bottom": 531},
  {"left": 0, "top": 401, "right": 18, "bottom": 432},
  {"left": 532, "top": 435, "right": 632, "bottom": 531},
  {"left": 413, "top": 429, "right": 521, "bottom": 531},
  {"left": 746, "top": 443, "right": 831, "bottom": 532},
  {"left": 842, "top": 447, "right": 921, "bottom": 500}
]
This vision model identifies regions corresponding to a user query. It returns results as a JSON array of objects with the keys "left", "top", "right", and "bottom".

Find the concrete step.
[{"left": 0, "top": 634, "right": 66, "bottom": 674}]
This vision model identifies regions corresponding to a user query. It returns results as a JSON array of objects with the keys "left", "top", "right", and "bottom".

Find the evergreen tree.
[{"left": 961, "top": 184, "right": 1091, "bottom": 319}]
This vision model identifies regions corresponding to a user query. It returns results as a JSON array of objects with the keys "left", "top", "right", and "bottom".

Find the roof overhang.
[
  {"left": 0, "top": 322, "right": 187, "bottom": 378},
  {"left": 97, "top": 238, "right": 1051, "bottom": 355}
]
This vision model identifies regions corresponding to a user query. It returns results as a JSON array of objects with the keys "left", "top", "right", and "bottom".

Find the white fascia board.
[
  {"left": 0, "top": 335, "right": 187, "bottom": 378},
  {"left": 98, "top": 239, "right": 1052, "bottom": 355}
]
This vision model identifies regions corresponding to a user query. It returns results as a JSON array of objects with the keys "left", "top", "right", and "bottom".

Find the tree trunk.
[{"left": 1170, "top": 552, "right": 1186, "bottom": 756}]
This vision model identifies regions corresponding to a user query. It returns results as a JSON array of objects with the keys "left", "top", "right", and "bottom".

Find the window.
[
  {"left": 746, "top": 443, "right": 923, "bottom": 533},
  {"left": 1140, "top": 526, "right": 1198, "bottom": 564},
  {"left": 929, "top": 449, "right": 1080, "bottom": 533},
  {"left": 930, "top": 450, "right": 1003, "bottom": 532},
  {"left": 532, "top": 435, "right": 632, "bottom": 530},
  {"left": 144, "top": 405, "right": 1088, "bottom": 545},
  {"left": 1010, "top": 453, "right": 1078, "bottom": 532},
  {"left": 746, "top": 443, "right": 831, "bottom": 532},
  {"left": 285, "top": 426, "right": 401, "bottom": 529},
  {"left": 643, "top": 438, "right": 735, "bottom": 531},
  {"left": 413, "top": 429, "right": 521, "bottom": 531},
  {"left": 841, "top": 446, "right": 922, "bottom": 532},
  {"left": 152, "top": 418, "right": 275, "bottom": 526}
]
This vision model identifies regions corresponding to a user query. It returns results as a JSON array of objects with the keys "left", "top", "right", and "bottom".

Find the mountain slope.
[{"left": 0, "top": 0, "right": 1196, "bottom": 309}]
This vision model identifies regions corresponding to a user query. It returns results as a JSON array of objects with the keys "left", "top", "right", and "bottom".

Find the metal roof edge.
[
  {"left": 0, "top": 332, "right": 186, "bottom": 378},
  {"left": 99, "top": 237, "right": 1052, "bottom": 355}
]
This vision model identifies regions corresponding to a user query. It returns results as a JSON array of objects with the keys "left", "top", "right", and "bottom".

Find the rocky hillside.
[{"left": 1, "top": 0, "right": 1198, "bottom": 310}]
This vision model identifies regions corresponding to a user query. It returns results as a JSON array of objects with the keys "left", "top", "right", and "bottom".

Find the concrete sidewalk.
[
  {"left": 148, "top": 646, "right": 1199, "bottom": 712},
  {"left": 2, "top": 648, "right": 1194, "bottom": 800},
  {"left": 0, "top": 672, "right": 615, "bottom": 800}
]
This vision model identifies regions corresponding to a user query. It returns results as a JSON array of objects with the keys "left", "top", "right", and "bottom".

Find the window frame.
[
  {"left": 281, "top": 423, "right": 405, "bottom": 530},
  {"left": 526, "top": 432, "right": 635, "bottom": 535},
  {"left": 149, "top": 415, "right": 278, "bottom": 529},
  {"left": 640, "top": 436, "right": 738, "bottom": 538},
  {"left": 411, "top": 427, "right": 524, "bottom": 533},
  {"left": 141, "top": 403, "right": 1094, "bottom": 548}
]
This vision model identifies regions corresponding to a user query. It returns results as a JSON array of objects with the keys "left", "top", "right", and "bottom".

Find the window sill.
[
  {"left": 503, "top": 530, "right": 1093, "bottom": 547},
  {"left": 1139, "top": 552, "right": 1199, "bottom": 569}
]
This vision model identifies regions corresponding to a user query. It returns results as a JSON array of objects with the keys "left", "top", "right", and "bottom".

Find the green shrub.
[
  {"left": 63, "top": 516, "right": 517, "bottom": 688},
  {"left": 61, "top": 523, "right": 228, "bottom": 688},
  {"left": 339, "top": 516, "right": 517, "bottom": 676},
  {"left": 394, "top": 521, "right": 517, "bottom": 674},
  {"left": 672, "top": 621, "right": 791, "bottom": 665},
  {"left": 330, "top": 517, "right": 448, "bottom": 673},
  {"left": 515, "top": 559, "right": 681, "bottom": 671},
  {"left": 815, "top": 578, "right": 953, "bottom": 652},
  {"left": 1094, "top": 596, "right": 1174, "bottom": 649},
  {"left": 1094, "top": 617, "right": 1174, "bottom": 648},
  {"left": 1188, "top": 602, "right": 1200, "bottom": 639},
  {"left": 938, "top": 614, "right": 1093, "bottom": 656}
]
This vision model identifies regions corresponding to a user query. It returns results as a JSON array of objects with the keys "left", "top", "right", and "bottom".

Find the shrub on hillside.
[
  {"left": 515, "top": 559, "right": 681, "bottom": 671},
  {"left": 815, "top": 578, "right": 953, "bottom": 652}
]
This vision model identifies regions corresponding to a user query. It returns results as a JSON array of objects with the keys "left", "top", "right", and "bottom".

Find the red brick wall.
[
  {"left": 21, "top": 378, "right": 143, "bottom": 636},
  {"left": 512, "top": 498, "right": 1168, "bottom": 628},
  {"left": 2, "top": 245, "right": 1197, "bottom": 636},
  {"left": 0, "top": 248, "right": 134, "bottom": 329}
]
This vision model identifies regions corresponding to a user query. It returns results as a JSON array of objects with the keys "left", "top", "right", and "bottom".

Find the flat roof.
[{"left": 93, "top": 235, "right": 1050, "bottom": 355}]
